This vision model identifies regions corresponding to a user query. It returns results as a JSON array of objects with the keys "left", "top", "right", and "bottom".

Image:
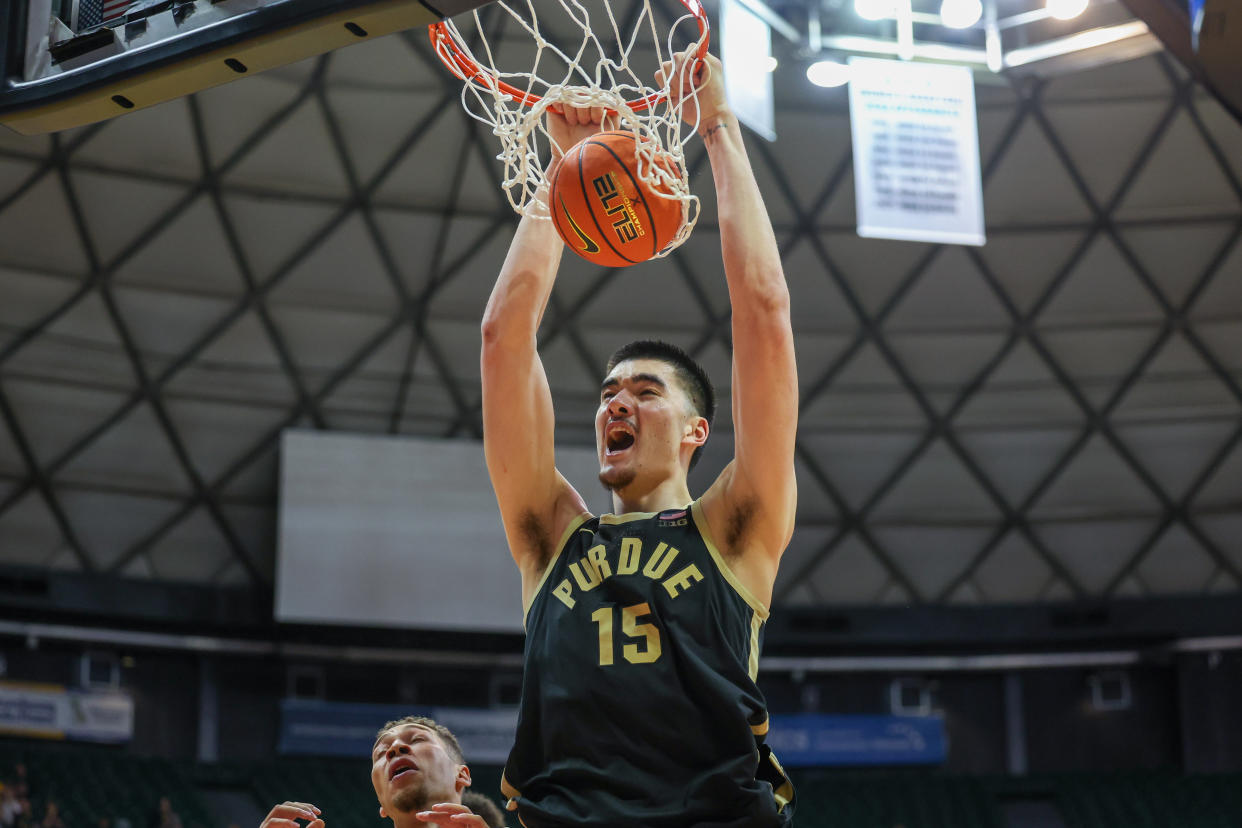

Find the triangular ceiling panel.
[
  {"left": 775, "top": 111, "right": 852, "bottom": 215},
  {"left": 163, "top": 310, "right": 298, "bottom": 406},
  {"left": 982, "top": 118, "right": 1092, "bottom": 226},
  {"left": 781, "top": 238, "right": 854, "bottom": 336},
  {"left": 807, "top": 533, "right": 891, "bottom": 605},
  {"left": 1133, "top": 524, "right": 1219, "bottom": 594},
  {"left": 0, "top": 267, "right": 84, "bottom": 353},
  {"left": 0, "top": 378, "right": 129, "bottom": 468},
  {"left": 5, "top": 290, "right": 137, "bottom": 394},
  {"left": 372, "top": 210, "right": 452, "bottom": 298},
  {"left": 1111, "top": 332, "right": 1241, "bottom": 422},
  {"left": 870, "top": 439, "right": 1001, "bottom": 523},
  {"left": 219, "top": 503, "right": 275, "bottom": 581},
  {"left": 794, "top": 453, "right": 840, "bottom": 525},
  {"left": 0, "top": 127, "right": 48, "bottom": 156},
  {"left": 56, "top": 402, "right": 192, "bottom": 494},
  {"left": 1196, "top": 515, "right": 1242, "bottom": 575},
  {"left": 1187, "top": 236, "right": 1242, "bottom": 320},
  {"left": 1192, "top": 433, "right": 1242, "bottom": 510},
  {"left": 772, "top": 525, "right": 835, "bottom": 600},
  {"left": 196, "top": 74, "right": 309, "bottom": 168},
  {"left": 0, "top": 157, "right": 40, "bottom": 202},
  {"left": 1034, "top": 518, "right": 1155, "bottom": 594},
  {"left": 266, "top": 305, "right": 395, "bottom": 396},
  {"left": 56, "top": 489, "right": 185, "bottom": 571},
  {"left": 975, "top": 230, "right": 1086, "bottom": 315},
  {"left": 268, "top": 212, "right": 399, "bottom": 313},
  {"left": 1192, "top": 90, "right": 1242, "bottom": 186},
  {"left": 798, "top": 430, "right": 924, "bottom": 512},
  {"left": 145, "top": 507, "right": 232, "bottom": 582},
  {"left": 947, "top": 581, "right": 983, "bottom": 605},
  {"left": 223, "top": 194, "right": 340, "bottom": 282},
  {"left": 1115, "top": 110, "right": 1241, "bottom": 222},
  {"left": 576, "top": 257, "right": 713, "bottom": 330},
  {"left": 1041, "top": 54, "right": 1171, "bottom": 103},
  {"left": 884, "top": 246, "right": 1011, "bottom": 332},
  {"left": 800, "top": 341, "right": 924, "bottom": 429},
  {"left": 0, "top": 491, "right": 65, "bottom": 568},
  {"left": 876, "top": 526, "right": 991, "bottom": 601},
  {"left": 163, "top": 397, "right": 294, "bottom": 485},
  {"left": 422, "top": 217, "right": 515, "bottom": 318},
  {"left": 217, "top": 444, "right": 280, "bottom": 501},
  {"left": 320, "top": 325, "right": 414, "bottom": 431},
  {"left": 224, "top": 97, "right": 351, "bottom": 198},
  {"left": 819, "top": 233, "right": 933, "bottom": 317},
  {"left": 972, "top": 532, "right": 1053, "bottom": 603},
  {"left": 958, "top": 427, "right": 1080, "bottom": 508},
  {"left": 0, "top": 173, "right": 90, "bottom": 273},
  {"left": 1038, "top": 235, "right": 1164, "bottom": 327},
  {"left": 953, "top": 339, "right": 1084, "bottom": 429},
  {"left": 1028, "top": 433, "right": 1162, "bottom": 519},
  {"left": 72, "top": 97, "right": 200, "bottom": 181},
  {"left": 1042, "top": 97, "right": 1168, "bottom": 206},
  {"left": 69, "top": 170, "right": 190, "bottom": 265},
  {"left": 374, "top": 113, "right": 472, "bottom": 207},
  {"left": 111, "top": 286, "right": 234, "bottom": 378},
  {"left": 1118, "top": 222, "right": 1237, "bottom": 308},
  {"left": 323, "top": 87, "right": 445, "bottom": 187},
  {"left": 112, "top": 195, "right": 246, "bottom": 295},
  {"left": 1038, "top": 326, "right": 1162, "bottom": 409}
]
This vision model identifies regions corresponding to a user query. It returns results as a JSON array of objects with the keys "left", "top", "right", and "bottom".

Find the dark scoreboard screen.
[{"left": 0, "top": 0, "right": 488, "bottom": 134}]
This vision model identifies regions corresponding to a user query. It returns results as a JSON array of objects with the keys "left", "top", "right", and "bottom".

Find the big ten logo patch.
[{"left": 593, "top": 173, "right": 646, "bottom": 244}]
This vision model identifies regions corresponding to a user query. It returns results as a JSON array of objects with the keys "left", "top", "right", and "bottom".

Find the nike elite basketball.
[{"left": 550, "top": 131, "right": 684, "bottom": 267}]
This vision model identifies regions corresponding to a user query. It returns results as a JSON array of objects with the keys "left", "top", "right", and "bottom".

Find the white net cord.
[{"left": 432, "top": 0, "right": 711, "bottom": 257}]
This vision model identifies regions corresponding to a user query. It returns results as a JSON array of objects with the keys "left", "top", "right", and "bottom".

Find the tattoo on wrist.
[{"left": 701, "top": 119, "right": 728, "bottom": 141}]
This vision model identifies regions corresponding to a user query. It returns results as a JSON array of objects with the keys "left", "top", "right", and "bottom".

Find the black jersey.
[{"left": 502, "top": 500, "right": 794, "bottom": 828}]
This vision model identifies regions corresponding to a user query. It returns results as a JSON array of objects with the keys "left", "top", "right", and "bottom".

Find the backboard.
[{"left": 0, "top": 0, "right": 492, "bottom": 135}]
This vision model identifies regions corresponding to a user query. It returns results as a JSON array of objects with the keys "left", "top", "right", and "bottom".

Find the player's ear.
[
  {"left": 455, "top": 763, "right": 472, "bottom": 793},
  {"left": 686, "top": 415, "right": 708, "bottom": 448},
  {"left": 378, "top": 806, "right": 387, "bottom": 821}
]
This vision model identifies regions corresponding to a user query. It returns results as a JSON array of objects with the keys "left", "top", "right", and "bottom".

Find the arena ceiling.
[{"left": 0, "top": 5, "right": 1240, "bottom": 617}]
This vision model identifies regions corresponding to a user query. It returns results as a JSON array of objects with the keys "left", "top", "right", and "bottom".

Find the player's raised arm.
[
  {"left": 662, "top": 54, "right": 798, "bottom": 582},
  {"left": 481, "top": 105, "right": 603, "bottom": 598}
]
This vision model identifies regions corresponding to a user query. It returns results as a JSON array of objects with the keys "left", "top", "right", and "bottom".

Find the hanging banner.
[
  {"left": 768, "top": 713, "right": 947, "bottom": 766},
  {"left": 280, "top": 699, "right": 943, "bottom": 768},
  {"left": 0, "top": 681, "right": 134, "bottom": 743},
  {"left": 848, "top": 57, "right": 985, "bottom": 246},
  {"left": 279, "top": 699, "right": 518, "bottom": 764},
  {"left": 720, "top": 0, "right": 776, "bottom": 141}
]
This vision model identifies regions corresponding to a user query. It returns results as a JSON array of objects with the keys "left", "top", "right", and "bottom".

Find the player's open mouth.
[
  {"left": 390, "top": 761, "right": 419, "bottom": 780},
  {"left": 605, "top": 424, "right": 636, "bottom": 455}
]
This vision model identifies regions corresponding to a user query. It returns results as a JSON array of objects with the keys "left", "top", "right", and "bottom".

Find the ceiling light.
[
  {"left": 940, "top": 0, "right": 982, "bottom": 28},
  {"left": 806, "top": 60, "right": 851, "bottom": 88},
  {"left": 1046, "top": 0, "right": 1088, "bottom": 20},
  {"left": 855, "top": 0, "right": 897, "bottom": 21},
  {"left": 762, "top": 56, "right": 778, "bottom": 72}
]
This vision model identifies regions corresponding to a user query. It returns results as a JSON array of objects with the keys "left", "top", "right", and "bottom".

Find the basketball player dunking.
[{"left": 477, "top": 52, "right": 798, "bottom": 828}]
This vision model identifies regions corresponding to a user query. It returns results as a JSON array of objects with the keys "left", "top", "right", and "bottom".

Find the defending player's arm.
[
  {"left": 662, "top": 54, "right": 798, "bottom": 593},
  {"left": 481, "top": 105, "right": 605, "bottom": 601}
]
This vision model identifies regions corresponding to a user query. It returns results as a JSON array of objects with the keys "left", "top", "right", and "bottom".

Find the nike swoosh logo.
[{"left": 559, "top": 194, "right": 600, "bottom": 254}]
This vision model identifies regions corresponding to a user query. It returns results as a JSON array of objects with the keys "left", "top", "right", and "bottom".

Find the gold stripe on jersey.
[
  {"left": 524, "top": 511, "right": 592, "bottom": 626},
  {"left": 690, "top": 500, "right": 770, "bottom": 619},
  {"left": 501, "top": 772, "right": 521, "bottom": 800},
  {"left": 748, "top": 609, "right": 763, "bottom": 681},
  {"left": 750, "top": 716, "right": 769, "bottom": 736},
  {"left": 599, "top": 508, "right": 679, "bottom": 525}
]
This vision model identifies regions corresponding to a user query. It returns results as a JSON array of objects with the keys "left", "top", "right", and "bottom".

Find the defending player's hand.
[
  {"left": 656, "top": 50, "right": 728, "bottom": 130},
  {"left": 414, "top": 803, "right": 489, "bottom": 828},
  {"left": 545, "top": 103, "right": 606, "bottom": 160},
  {"left": 259, "top": 802, "right": 323, "bottom": 828}
]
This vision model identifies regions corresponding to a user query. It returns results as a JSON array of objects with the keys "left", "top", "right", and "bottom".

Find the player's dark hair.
[
  {"left": 606, "top": 340, "right": 715, "bottom": 470},
  {"left": 461, "top": 793, "right": 506, "bottom": 828},
  {"left": 374, "top": 716, "right": 465, "bottom": 765}
]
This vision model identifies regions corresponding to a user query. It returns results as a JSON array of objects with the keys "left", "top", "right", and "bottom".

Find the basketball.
[{"left": 549, "top": 130, "right": 685, "bottom": 267}]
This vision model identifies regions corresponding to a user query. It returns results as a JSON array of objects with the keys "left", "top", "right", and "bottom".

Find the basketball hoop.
[{"left": 427, "top": 0, "right": 710, "bottom": 257}]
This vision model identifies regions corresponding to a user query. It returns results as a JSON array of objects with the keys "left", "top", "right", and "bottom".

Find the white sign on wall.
[
  {"left": 848, "top": 57, "right": 985, "bottom": 246},
  {"left": 720, "top": 0, "right": 776, "bottom": 141}
]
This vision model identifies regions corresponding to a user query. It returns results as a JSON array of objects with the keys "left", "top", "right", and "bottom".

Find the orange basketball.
[{"left": 549, "top": 131, "right": 684, "bottom": 267}]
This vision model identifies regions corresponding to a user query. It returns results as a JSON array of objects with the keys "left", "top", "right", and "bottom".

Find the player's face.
[
  {"left": 596, "top": 358, "right": 701, "bottom": 492},
  {"left": 370, "top": 724, "right": 466, "bottom": 818}
]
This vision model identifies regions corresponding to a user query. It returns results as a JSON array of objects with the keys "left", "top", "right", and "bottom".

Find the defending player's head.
[
  {"left": 370, "top": 716, "right": 471, "bottom": 820},
  {"left": 598, "top": 340, "right": 715, "bottom": 493}
]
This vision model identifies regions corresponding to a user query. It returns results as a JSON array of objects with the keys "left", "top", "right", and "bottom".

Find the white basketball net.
[{"left": 432, "top": 0, "right": 709, "bottom": 257}]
